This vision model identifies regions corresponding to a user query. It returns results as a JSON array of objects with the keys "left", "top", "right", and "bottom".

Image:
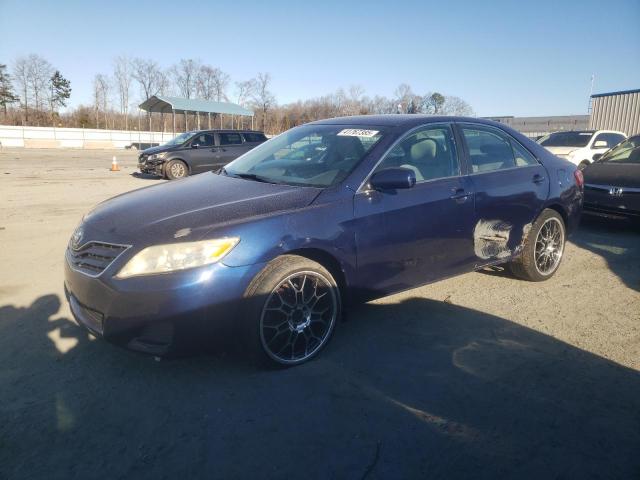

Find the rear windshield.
[{"left": 538, "top": 132, "right": 593, "bottom": 147}]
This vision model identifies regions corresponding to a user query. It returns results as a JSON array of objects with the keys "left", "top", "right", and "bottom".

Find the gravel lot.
[{"left": 1, "top": 148, "right": 639, "bottom": 479}]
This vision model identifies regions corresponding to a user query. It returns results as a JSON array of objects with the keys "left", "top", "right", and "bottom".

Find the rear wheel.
[
  {"left": 165, "top": 159, "right": 188, "bottom": 180},
  {"left": 509, "top": 209, "right": 566, "bottom": 281},
  {"left": 242, "top": 255, "right": 340, "bottom": 367}
]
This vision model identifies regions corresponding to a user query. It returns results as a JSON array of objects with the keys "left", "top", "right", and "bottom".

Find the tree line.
[{"left": 0, "top": 54, "right": 473, "bottom": 135}]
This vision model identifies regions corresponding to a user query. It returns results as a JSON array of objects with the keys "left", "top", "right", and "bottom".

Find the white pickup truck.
[{"left": 537, "top": 130, "right": 627, "bottom": 168}]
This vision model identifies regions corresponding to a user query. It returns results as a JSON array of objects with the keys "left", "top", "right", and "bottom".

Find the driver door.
[
  {"left": 187, "top": 132, "right": 216, "bottom": 173},
  {"left": 353, "top": 124, "right": 476, "bottom": 297}
]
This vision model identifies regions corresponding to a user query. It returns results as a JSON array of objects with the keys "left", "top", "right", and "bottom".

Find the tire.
[
  {"left": 241, "top": 255, "right": 341, "bottom": 367},
  {"left": 165, "top": 159, "right": 188, "bottom": 180},
  {"left": 578, "top": 160, "right": 590, "bottom": 169},
  {"left": 509, "top": 209, "right": 566, "bottom": 282}
]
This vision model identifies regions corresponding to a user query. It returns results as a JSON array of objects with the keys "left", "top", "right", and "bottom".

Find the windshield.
[
  {"left": 224, "top": 125, "right": 386, "bottom": 187},
  {"left": 599, "top": 136, "right": 640, "bottom": 164},
  {"left": 538, "top": 131, "right": 593, "bottom": 147},
  {"left": 163, "top": 131, "right": 197, "bottom": 146}
]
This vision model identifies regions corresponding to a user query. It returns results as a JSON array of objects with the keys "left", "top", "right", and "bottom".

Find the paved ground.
[{"left": 1, "top": 149, "right": 639, "bottom": 479}]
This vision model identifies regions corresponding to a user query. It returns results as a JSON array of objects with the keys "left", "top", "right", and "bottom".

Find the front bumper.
[
  {"left": 64, "top": 256, "right": 265, "bottom": 355},
  {"left": 138, "top": 159, "right": 164, "bottom": 176}
]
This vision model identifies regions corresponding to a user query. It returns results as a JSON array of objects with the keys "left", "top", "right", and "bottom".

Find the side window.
[
  {"left": 192, "top": 133, "right": 214, "bottom": 147},
  {"left": 243, "top": 132, "right": 266, "bottom": 143},
  {"left": 512, "top": 141, "right": 538, "bottom": 166},
  {"left": 594, "top": 133, "right": 625, "bottom": 149},
  {"left": 219, "top": 133, "right": 243, "bottom": 145},
  {"left": 374, "top": 125, "right": 460, "bottom": 182},
  {"left": 462, "top": 127, "right": 517, "bottom": 173}
]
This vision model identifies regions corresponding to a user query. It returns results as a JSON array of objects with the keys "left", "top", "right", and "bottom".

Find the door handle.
[
  {"left": 450, "top": 187, "right": 470, "bottom": 201},
  {"left": 532, "top": 174, "right": 545, "bottom": 184}
]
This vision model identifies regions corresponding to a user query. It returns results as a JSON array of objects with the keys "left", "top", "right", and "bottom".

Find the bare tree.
[
  {"left": 26, "top": 54, "right": 53, "bottom": 123},
  {"left": 13, "top": 57, "right": 29, "bottom": 123},
  {"left": 171, "top": 58, "right": 200, "bottom": 99},
  {"left": 93, "top": 74, "right": 110, "bottom": 129},
  {"left": 131, "top": 58, "right": 161, "bottom": 101},
  {"left": 195, "top": 65, "right": 218, "bottom": 100},
  {"left": 113, "top": 56, "right": 132, "bottom": 129},
  {"left": 132, "top": 58, "right": 162, "bottom": 130},
  {"left": 252, "top": 72, "right": 275, "bottom": 131},
  {"left": 211, "top": 68, "right": 229, "bottom": 102},
  {"left": 234, "top": 79, "right": 256, "bottom": 106},
  {"left": 441, "top": 95, "right": 474, "bottom": 116}
]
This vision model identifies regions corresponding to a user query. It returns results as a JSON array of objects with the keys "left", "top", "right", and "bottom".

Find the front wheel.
[
  {"left": 242, "top": 255, "right": 341, "bottom": 367},
  {"left": 509, "top": 209, "right": 566, "bottom": 281},
  {"left": 165, "top": 159, "right": 188, "bottom": 180}
]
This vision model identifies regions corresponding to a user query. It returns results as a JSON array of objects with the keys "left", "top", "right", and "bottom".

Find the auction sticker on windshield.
[{"left": 337, "top": 129, "right": 379, "bottom": 137}]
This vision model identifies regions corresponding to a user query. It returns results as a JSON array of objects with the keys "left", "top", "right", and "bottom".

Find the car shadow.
[
  {"left": 130, "top": 172, "right": 164, "bottom": 181},
  {"left": 571, "top": 216, "right": 640, "bottom": 292},
  {"left": 1, "top": 294, "right": 639, "bottom": 479}
]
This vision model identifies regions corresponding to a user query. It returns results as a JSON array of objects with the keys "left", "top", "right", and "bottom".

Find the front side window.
[
  {"left": 224, "top": 125, "right": 386, "bottom": 187},
  {"left": 191, "top": 133, "right": 214, "bottom": 147},
  {"left": 219, "top": 133, "right": 243, "bottom": 145},
  {"left": 374, "top": 125, "right": 459, "bottom": 182}
]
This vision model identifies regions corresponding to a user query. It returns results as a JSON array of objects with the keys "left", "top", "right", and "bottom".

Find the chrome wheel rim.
[
  {"left": 260, "top": 271, "right": 337, "bottom": 364},
  {"left": 534, "top": 217, "right": 564, "bottom": 276},
  {"left": 170, "top": 162, "right": 186, "bottom": 178}
]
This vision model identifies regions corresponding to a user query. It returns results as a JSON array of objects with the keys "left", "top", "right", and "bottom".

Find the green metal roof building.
[{"left": 139, "top": 95, "right": 255, "bottom": 134}]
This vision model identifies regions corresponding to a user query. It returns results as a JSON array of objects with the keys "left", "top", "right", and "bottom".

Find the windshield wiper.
[{"left": 230, "top": 172, "right": 276, "bottom": 184}]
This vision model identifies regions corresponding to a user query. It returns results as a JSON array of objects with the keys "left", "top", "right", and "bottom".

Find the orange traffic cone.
[{"left": 110, "top": 156, "right": 120, "bottom": 172}]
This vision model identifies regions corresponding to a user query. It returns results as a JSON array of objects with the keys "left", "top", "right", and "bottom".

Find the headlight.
[
  {"left": 116, "top": 238, "right": 239, "bottom": 279},
  {"left": 149, "top": 153, "right": 166, "bottom": 161}
]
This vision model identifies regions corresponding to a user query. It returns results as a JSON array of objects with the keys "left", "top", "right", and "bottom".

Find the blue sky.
[{"left": 1, "top": 0, "right": 638, "bottom": 116}]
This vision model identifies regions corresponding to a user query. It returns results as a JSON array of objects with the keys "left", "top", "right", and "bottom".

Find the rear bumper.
[
  {"left": 584, "top": 184, "right": 640, "bottom": 220},
  {"left": 64, "top": 257, "right": 266, "bottom": 355}
]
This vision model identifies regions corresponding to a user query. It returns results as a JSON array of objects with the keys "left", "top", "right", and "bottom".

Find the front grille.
[{"left": 66, "top": 241, "right": 130, "bottom": 276}]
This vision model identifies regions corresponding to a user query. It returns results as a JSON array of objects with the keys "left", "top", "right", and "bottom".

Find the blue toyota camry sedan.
[{"left": 64, "top": 115, "right": 583, "bottom": 366}]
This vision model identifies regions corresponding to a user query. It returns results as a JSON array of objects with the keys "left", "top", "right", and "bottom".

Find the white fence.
[{"left": 0, "top": 125, "right": 176, "bottom": 149}]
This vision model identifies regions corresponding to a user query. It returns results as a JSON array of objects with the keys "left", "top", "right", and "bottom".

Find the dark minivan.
[{"left": 138, "top": 129, "right": 267, "bottom": 179}]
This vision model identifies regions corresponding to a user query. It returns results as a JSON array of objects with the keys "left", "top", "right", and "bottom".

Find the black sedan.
[{"left": 583, "top": 135, "right": 640, "bottom": 221}]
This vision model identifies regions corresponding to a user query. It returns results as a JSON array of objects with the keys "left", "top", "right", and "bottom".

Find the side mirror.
[
  {"left": 593, "top": 140, "right": 608, "bottom": 148},
  {"left": 191, "top": 143, "right": 200, "bottom": 149},
  {"left": 369, "top": 167, "right": 416, "bottom": 191},
  {"left": 593, "top": 153, "right": 603, "bottom": 162}
]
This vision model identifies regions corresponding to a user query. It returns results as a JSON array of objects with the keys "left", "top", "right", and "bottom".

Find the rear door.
[
  {"left": 457, "top": 123, "right": 549, "bottom": 265},
  {"left": 215, "top": 132, "right": 250, "bottom": 166}
]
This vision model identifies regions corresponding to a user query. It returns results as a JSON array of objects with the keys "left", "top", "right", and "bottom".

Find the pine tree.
[
  {"left": 49, "top": 70, "right": 71, "bottom": 118},
  {"left": 0, "top": 64, "right": 19, "bottom": 117}
]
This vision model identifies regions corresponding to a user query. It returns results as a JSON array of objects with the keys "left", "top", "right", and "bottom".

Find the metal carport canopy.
[{"left": 139, "top": 95, "right": 254, "bottom": 116}]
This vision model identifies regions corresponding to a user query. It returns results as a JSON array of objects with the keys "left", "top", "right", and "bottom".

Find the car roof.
[
  {"left": 194, "top": 129, "right": 265, "bottom": 134},
  {"left": 307, "top": 114, "right": 504, "bottom": 128}
]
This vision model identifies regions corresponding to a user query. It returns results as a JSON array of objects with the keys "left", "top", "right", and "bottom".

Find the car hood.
[
  {"left": 543, "top": 146, "right": 581, "bottom": 155},
  {"left": 141, "top": 144, "right": 175, "bottom": 155},
  {"left": 583, "top": 162, "right": 640, "bottom": 188},
  {"left": 82, "top": 173, "right": 322, "bottom": 244}
]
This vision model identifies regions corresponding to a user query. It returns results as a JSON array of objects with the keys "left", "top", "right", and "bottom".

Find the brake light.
[{"left": 574, "top": 169, "right": 584, "bottom": 188}]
